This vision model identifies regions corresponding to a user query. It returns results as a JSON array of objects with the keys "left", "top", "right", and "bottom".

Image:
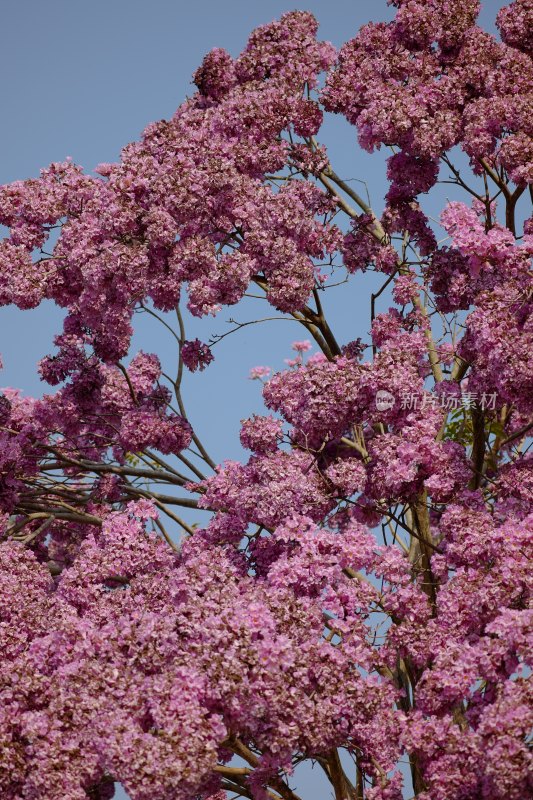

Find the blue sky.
[{"left": 0, "top": 1, "right": 509, "bottom": 798}]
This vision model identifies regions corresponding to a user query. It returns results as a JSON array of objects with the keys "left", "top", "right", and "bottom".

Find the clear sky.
[{"left": 0, "top": 1, "right": 508, "bottom": 798}]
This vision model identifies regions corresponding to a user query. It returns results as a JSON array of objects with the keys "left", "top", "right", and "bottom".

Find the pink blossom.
[
  {"left": 291, "top": 339, "right": 312, "bottom": 352},
  {"left": 181, "top": 339, "right": 214, "bottom": 372},
  {"left": 249, "top": 365, "right": 271, "bottom": 380},
  {"left": 0, "top": 4, "right": 531, "bottom": 798}
]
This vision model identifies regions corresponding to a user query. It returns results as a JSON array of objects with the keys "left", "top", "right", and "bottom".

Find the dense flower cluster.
[
  {"left": 0, "top": 2, "right": 531, "bottom": 799},
  {"left": 181, "top": 339, "right": 215, "bottom": 372},
  {"left": 0, "top": 502, "right": 420, "bottom": 800}
]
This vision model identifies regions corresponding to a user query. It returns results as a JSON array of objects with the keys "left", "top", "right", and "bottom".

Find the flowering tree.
[{"left": 0, "top": 0, "right": 532, "bottom": 798}]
